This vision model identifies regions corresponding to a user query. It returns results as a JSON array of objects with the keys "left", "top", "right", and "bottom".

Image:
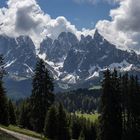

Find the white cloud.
[
  {"left": 0, "top": 0, "right": 140, "bottom": 53},
  {"left": 0, "top": 0, "right": 95, "bottom": 48},
  {"left": 96, "top": 0, "right": 140, "bottom": 53}
]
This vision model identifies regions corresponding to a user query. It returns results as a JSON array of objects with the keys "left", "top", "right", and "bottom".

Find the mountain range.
[{"left": 0, "top": 30, "right": 140, "bottom": 98}]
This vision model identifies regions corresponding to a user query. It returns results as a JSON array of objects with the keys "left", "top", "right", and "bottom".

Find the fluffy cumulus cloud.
[
  {"left": 0, "top": 0, "right": 140, "bottom": 53},
  {"left": 96, "top": 0, "right": 140, "bottom": 53},
  {"left": 0, "top": 0, "right": 95, "bottom": 48}
]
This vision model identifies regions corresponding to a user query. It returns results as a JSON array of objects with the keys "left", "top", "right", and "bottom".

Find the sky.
[
  {"left": 0, "top": 0, "right": 117, "bottom": 29},
  {"left": 36, "top": 0, "right": 117, "bottom": 30},
  {"left": 0, "top": 0, "right": 140, "bottom": 53}
]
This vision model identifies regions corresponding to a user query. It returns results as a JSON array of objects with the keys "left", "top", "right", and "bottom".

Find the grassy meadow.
[{"left": 76, "top": 113, "right": 99, "bottom": 122}]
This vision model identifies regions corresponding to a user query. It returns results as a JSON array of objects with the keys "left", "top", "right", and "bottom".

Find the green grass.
[
  {"left": 89, "top": 85, "right": 102, "bottom": 90},
  {"left": 0, "top": 125, "right": 48, "bottom": 140},
  {"left": 76, "top": 113, "right": 99, "bottom": 123},
  {"left": 0, "top": 130, "right": 18, "bottom": 140}
]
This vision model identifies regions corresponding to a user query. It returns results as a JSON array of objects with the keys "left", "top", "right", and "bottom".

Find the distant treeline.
[{"left": 56, "top": 89, "right": 101, "bottom": 113}]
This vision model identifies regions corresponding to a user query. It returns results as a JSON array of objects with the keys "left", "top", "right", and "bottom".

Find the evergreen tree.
[
  {"left": 8, "top": 100, "right": 16, "bottom": 125},
  {"left": 121, "top": 73, "right": 129, "bottom": 138},
  {"left": 126, "top": 76, "right": 140, "bottom": 140},
  {"left": 44, "top": 105, "right": 58, "bottom": 139},
  {"left": 78, "top": 130, "right": 85, "bottom": 140},
  {"left": 99, "top": 69, "right": 122, "bottom": 140},
  {"left": 19, "top": 100, "right": 31, "bottom": 129},
  {"left": 0, "top": 55, "right": 9, "bottom": 126},
  {"left": 132, "top": 76, "right": 140, "bottom": 140},
  {"left": 57, "top": 103, "right": 71, "bottom": 140},
  {"left": 71, "top": 114, "right": 83, "bottom": 139},
  {"left": 30, "top": 59, "right": 54, "bottom": 132},
  {"left": 111, "top": 69, "right": 122, "bottom": 139}
]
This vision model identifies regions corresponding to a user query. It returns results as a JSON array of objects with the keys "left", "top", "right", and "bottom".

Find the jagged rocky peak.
[
  {"left": 39, "top": 36, "right": 53, "bottom": 55},
  {"left": 58, "top": 32, "right": 79, "bottom": 45},
  {"left": 80, "top": 34, "right": 93, "bottom": 44},
  {"left": 39, "top": 32, "right": 79, "bottom": 62},
  {"left": 0, "top": 35, "right": 16, "bottom": 53},
  {"left": 15, "top": 36, "right": 36, "bottom": 53},
  {"left": 0, "top": 31, "right": 140, "bottom": 96},
  {"left": 94, "top": 29, "right": 103, "bottom": 41},
  {"left": 0, "top": 35, "right": 36, "bottom": 56},
  {"left": 0, "top": 35, "right": 37, "bottom": 76}
]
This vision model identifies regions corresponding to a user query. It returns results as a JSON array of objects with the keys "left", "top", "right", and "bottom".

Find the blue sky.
[{"left": 0, "top": 0, "right": 117, "bottom": 30}]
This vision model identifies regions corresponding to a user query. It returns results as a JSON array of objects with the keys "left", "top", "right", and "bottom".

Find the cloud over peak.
[
  {"left": 0, "top": 0, "right": 95, "bottom": 48},
  {"left": 96, "top": 0, "right": 140, "bottom": 53},
  {"left": 0, "top": 0, "right": 140, "bottom": 53}
]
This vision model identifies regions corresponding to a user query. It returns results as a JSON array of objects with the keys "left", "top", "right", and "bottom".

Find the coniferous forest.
[{"left": 0, "top": 55, "right": 140, "bottom": 140}]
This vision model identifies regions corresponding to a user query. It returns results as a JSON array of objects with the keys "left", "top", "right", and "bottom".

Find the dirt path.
[{"left": 0, "top": 127, "right": 41, "bottom": 140}]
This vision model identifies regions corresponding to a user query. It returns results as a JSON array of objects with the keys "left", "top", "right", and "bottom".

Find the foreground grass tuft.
[
  {"left": 0, "top": 130, "right": 18, "bottom": 140},
  {"left": 0, "top": 125, "right": 48, "bottom": 140}
]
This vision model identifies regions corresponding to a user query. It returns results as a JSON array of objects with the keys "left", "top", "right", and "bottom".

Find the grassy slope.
[
  {"left": 0, "top": 125, "right": 48, "bottom": 140},
  {"left": 0, "top": 130, "right": 18, "bottom": 140},
  {"left": 76, "top": 113, "right": 99, "bottom": 122}
]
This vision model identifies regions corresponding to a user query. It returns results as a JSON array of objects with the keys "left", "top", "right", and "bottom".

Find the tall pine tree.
[
  {"left": 0, "top": 55, "right": 9, "bottom": 126},
  {"left": 99, "top": 69, "right": 122, "bottom": 140},
  {"left": 44, "top": 105, "right": 58, "bottom": 139},
  {"left": 8, "top": 99, "right": 16, "bottom": 125},
  {"left": 30, "top": 59, "right": 54, "bottom": 132},
  {"left": 57, "top": 103, "right": 71, "bottom": 140}
]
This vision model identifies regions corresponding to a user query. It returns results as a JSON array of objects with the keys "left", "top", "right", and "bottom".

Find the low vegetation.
[
  {"left": 0, "top": 130, "right": 18, "bottom": 140},
  {"left": 0, "top": 125, "right": 46, "bottom": 140},
  {"left": 76, "top": 113, "right": 99, "bottom": 123}
]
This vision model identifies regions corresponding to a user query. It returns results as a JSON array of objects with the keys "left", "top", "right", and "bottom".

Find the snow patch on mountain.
[
  {"left": 109, "top": 60, "right": 132, "bottom": 71},
  {"left": 88, "top": 66, "right": 96, "bottom": 76},
  {"left": 86, "top": 71, "right": 99, "bottom": 80},
  {"left": 5, "top": 59, "right": 16, "bottom": 68},
  {"left": 62, "top": 72, "right": 79, "bottom": 84},
  {"left": 24, "top": 64, "right": 34, "bottom": 74}
]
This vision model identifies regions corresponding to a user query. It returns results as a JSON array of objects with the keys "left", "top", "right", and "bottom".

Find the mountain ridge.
[{"left": 0, "top": 30, "right": 140, "bottom": 98}]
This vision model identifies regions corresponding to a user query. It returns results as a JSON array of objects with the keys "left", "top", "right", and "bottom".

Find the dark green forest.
[
  {"left": 0, "top": 55, "right": 140, "bottom": 140},
  {"left": 56, "top": 89, "right": 101, "bottom": 113}
]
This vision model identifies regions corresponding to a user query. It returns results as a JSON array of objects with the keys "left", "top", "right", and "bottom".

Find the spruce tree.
[
  {"left": 111, "top": 69, "right": 122, "bottom": 140},
  {"left": 57, "top": 103, "right": 71, "bottom": 140},
  {"left": 44, "top": 105, "right": 58, "bottom": 139},
  {"left": 0, "top": 55, "right": 9, "bottom": 126},
  {"left": 18, "top": 99, "right": 31, "bottom": 129},
  {"left": 121, "top": 73, "right": 129, "bottom": 138},
  {"left": 8, "top": 100, "right": 16, "bottom": 125},
  {"left": 99, "top": 69, "right": 122, "bottom": 140},
  {"left": 127, "top": 76, "right": 140, "bottom": 140},
  {"left": 71, "top": 114, "right": 83, "bottom": 139},
  {"left": 133, "top": 76, "right": 140, "bottom": 140},
  {"left": 30, "top": 59, "right": 54, "bottom": 132}
]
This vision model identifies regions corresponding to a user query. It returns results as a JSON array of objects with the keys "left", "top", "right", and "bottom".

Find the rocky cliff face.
[
  {"left": 0, "top": 30, "right": 140, "bottom": 98},
  {"left": 0, "top": 35, "right": 37, "bottom": 98}
]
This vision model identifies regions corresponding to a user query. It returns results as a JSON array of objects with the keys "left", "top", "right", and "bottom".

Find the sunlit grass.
[
  {"left": 0, "top": 130, "right": 18, "bottom": 140},
  {"left": 76, "top": 113, "right": 99, "bottom": 122},
  {"left": 0, "top": 125, "right": 48, "bottom": 140}
]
